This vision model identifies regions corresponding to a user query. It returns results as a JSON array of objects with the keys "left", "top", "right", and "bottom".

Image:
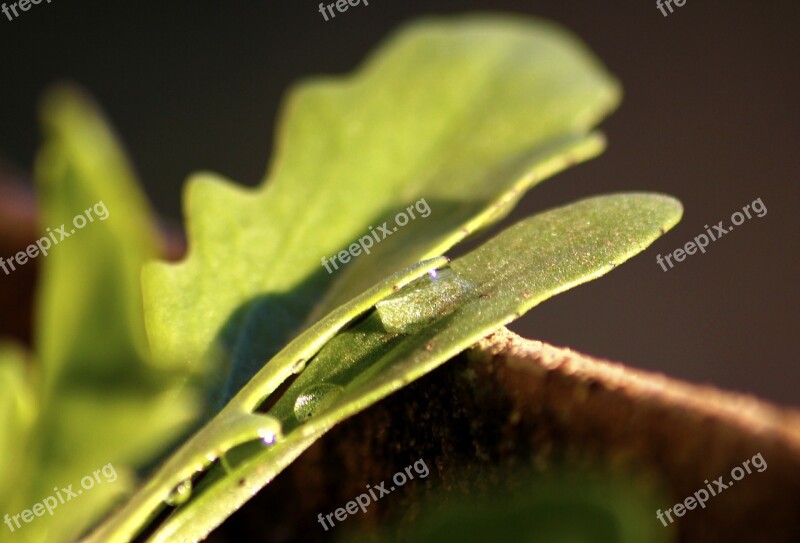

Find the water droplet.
[
  {"left": 165, "top": 479, "right": 192, "bottom": 507},
  {"left": 260, "top": 428, "right": 277, "bottom": 446},
  {"left": 375, "top": 267, "right": 474, "bottom": 334},
  {"left": 213, "top": 413, "right": 283, "bottom": 456},
  {"left": 431, "top": 267, "right": 452, "bottom": 280},
  {"left": 293, "top": 383, "right": 344, "bottom": 422},
  {"left": 291, "top": 359, "right": 307, "bottom": 374}
]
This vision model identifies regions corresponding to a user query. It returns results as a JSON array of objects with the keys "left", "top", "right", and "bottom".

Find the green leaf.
[
  {"left": 81, "top": 257, "right": 447, "bottom": 543},
  {"left": 268, "top": 193, "right": 682, "bottom": 433},
  {"left": 131, "top": 193, "right": 681, "bottom": 542},
  {"left": 8, "top": 87, "right": 202, "bottom": 543},
  {"left": 142, "top": 14, "right": 621, "bottom": 403}
]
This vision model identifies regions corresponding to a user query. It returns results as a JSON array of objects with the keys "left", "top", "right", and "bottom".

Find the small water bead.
[
  {"left": 212, "top": 413, "right": 283, "bottom": 460},
  {"left": 259, "top": 428, "right": 277, "bottom": 446},
  {"left": 293, "top": 383, "right": 344, "bottom": 422},
  {"left": 376, "top": 267, "right": 474, "bottom": 334},
  {"left": 165, "top": 479, "right": 193, "bottom": 507},
  {"left": 291, "top": 359, "right": 308, "bottom": 374}
]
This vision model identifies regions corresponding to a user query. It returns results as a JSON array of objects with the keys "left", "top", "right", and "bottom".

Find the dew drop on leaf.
[
  {"left": 291, "top": 359, "right": 307, "bottom": 374},
  {"left": 165, "top": 479, "right": 193, "bottom": 507},
  {"left": 293, "top": 383, "right": 344, "bottom": 422},
  {"left": 375, "top": 267, "right": 474, "bottom": 334},
  {"left": 215, "top": 412, "right": 283, "bottom": 452},
  {"left": 259, "top": 426, "right": 278, "bottom": 446}
]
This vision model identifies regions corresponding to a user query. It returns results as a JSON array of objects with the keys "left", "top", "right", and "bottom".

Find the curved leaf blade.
[{"left": 147, "top": 193, "right": 682, "bottom": 542}]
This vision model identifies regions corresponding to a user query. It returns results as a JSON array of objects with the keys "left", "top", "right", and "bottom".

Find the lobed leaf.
[{"left": 141, "top": 14, "right": 621, "bottom": 404}]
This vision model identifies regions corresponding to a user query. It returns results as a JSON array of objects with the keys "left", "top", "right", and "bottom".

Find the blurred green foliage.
[{"left": 0, "top": 89, "right": 201, "bottom": 543}]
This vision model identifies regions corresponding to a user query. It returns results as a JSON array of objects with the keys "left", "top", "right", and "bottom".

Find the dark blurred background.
[{"left": 0, "top": 1, "right": 797, "bottom": 405}]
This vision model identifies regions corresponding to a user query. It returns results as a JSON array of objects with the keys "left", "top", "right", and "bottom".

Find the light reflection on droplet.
[
  {"left": 293, "top": 383, "right": 344, "bottom": 422},
  {"left": 375, "top": 267, "right": 473, "bottom": 334},
  {"left": 165, "top": 479, "right": 193, "bottom": 507},
  {"left": 260, "top": 429, "right": 277, "bottom": 446}
]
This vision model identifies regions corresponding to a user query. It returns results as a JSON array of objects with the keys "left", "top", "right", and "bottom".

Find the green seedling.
[{"left": 0, "top": 14, "right": 681, "bottom": 543}]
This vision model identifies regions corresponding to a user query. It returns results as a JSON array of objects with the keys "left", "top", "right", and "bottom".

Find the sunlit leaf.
[
  {"left": 142, "top": 14, "right": 621, "bottom": 403},
  {"left": 141, "top": 193, "right": 681, "bottom": 542},
  {"left": 81, "top": 257, "right": 447, "bottom": 543}
]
